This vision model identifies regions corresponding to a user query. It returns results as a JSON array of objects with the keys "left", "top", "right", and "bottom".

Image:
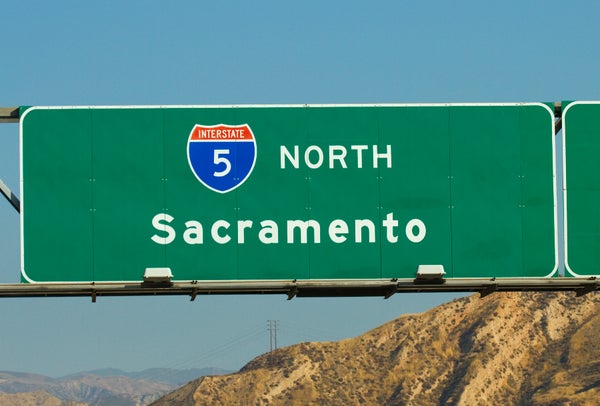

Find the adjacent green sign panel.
[
  {"left": 20, "top": 104, "right": 558, "bottom": 283},
  {"left": 563, "top": 101, "right": 600, "bottom": 277}
]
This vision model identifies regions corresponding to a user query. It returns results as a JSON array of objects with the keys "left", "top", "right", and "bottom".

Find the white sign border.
[{"left": 19, "top": 103, "right": 558, "bottom": 283}]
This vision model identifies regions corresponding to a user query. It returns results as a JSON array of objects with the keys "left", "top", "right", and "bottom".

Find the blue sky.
[{"left": 0, "top": 1, "right": 599, "bottom": 377}]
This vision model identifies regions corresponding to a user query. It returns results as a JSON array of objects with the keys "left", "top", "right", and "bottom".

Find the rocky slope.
[
  {"left": 0, "top": 390, "right": 86, "bottom": 406},
  {"left": 153, "top": 291, "right": 600, "bottom": 405}
]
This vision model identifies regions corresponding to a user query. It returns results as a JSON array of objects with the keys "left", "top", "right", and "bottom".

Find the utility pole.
[{"left": 268, "top": 320, "right": 278, "bottom": 352}]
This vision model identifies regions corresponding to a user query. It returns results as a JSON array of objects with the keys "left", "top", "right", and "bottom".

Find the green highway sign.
[
  {"left": 563, "top": 101, "right": 600, "bottom": 277},
  {"left": 20, "top": 104, "right": 558, "bottom": 283}
]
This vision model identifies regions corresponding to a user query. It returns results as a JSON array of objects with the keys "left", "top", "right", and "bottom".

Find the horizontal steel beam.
[
  {"left": 0, "top": 278, "right": 595, "bottom": 301},
  {"left": 0, "top": 107, "right": 19, "bottom": 123},
  {"left": 0, "top": 104, "right": 566, "bottom": 125}
]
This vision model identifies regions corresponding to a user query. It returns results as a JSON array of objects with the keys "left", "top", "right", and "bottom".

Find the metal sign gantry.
[
  {"left": 0, "top": 102, "right": 598, "bottom": 300},
  {"left": 0, "top": 278, "right": 593, "bottom": 302}
]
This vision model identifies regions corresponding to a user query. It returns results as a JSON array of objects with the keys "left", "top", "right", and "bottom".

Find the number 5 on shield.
[{"left": 213, "top": 149, "right": 231, "bottom": 177}]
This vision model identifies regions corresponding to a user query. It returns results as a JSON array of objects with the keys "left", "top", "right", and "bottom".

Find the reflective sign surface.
[{"left": 20, "top": 104, "right": 557, "bottom": 282}]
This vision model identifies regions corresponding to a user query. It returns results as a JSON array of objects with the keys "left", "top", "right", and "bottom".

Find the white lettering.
[
  {"left": 328, "top": 219, "right": 348, "bottom": 243},
  {"left": 329, "top": 145, "right": 348, "bottom": 169},
  {"left": 200, "top": 128, "right": 246, "bottom": 139},
  {"left": 351, "top": 145, "right": 368, "bottom": 168},
  {"left": 280, "top": 145, "right": 299, "bottom": 169},
  {"left": 287, "top": 220, "right": 321, "bottom": 243},
  {"left": 149, "top": 213, "right": 425, "bottom": 246},
  {"left": 237, "top": 220, "right": 253, "bottom": 244},
  {"left": 373, "top": 145, "right": 392, "bottom": 168},
  {"left": 211, "top": 220, "right": 231, "bottom": 244},
  {"left": 183, "top": 220, "right": 203, "bottom": 244},
  {"left": 280, "top": 144, "right": 392, "bottom": 169},
  {"left": 259, "top": 220, "right": 279, "bottom": 244},
  {"left": 305, "top": 146, "right": 324, "bottom": 169},
  {"left": 355, "top": 219, "right": 376, "bottom": 243},
  {"left": 213, "top": 149, "right": 232, "bottom": 177},
  {"left": 151, "top": 213, "right": 175, "bottom": 245},
  {"left": 405, "top": 219, "right": 426, "bottom": 243},
  {"left": 382, "top": 212, "right": 399, "bottom": 243}
]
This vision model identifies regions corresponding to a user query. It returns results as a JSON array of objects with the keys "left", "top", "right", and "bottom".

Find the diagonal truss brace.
[
  {"left": 0, "top": 179, "right": 20, "bottom": 213},
  {"left": 0, "top": 107, "right": 21, "bottom": 213}
]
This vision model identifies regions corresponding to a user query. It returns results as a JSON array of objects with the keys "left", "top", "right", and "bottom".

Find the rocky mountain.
[
  {"left": 152, "top": 291, "right": 600, "bottom": 405},
  {"left": 0, "top": 367, "right": 230, "bottom": 406},
  {"left": 62, "top": 368, "right": 229, "bottom": 388}
]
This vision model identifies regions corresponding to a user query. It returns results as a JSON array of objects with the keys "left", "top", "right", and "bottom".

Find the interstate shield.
[{"left": 187, "top": 124, "right": 257, "bottom": 193}]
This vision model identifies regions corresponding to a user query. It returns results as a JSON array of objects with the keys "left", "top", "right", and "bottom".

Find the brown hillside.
[
  {"left": 0, "top": 390, "right": 87, "bottom": 406},
  {"left": 152, "top": 291, "right": 600, "bottom": 405}
]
